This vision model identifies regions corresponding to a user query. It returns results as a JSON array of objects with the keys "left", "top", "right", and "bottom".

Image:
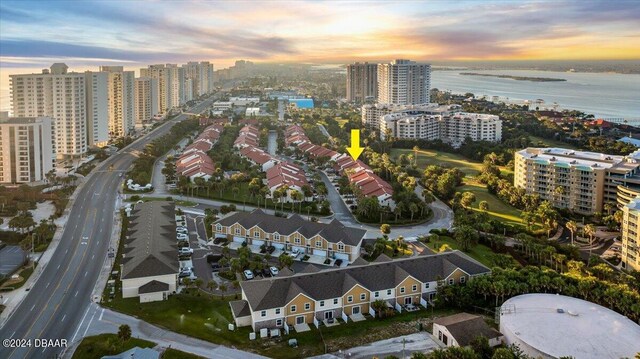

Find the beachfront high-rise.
[
  {"left": 134, "top": 77, "right": 159, "bottom": 127},
  {"left": 377, "top": 59, "right": 431, "bottom": 105},
  {"left": 0, "top": 116, "right": 54, "bottom": 183},
  {"left": 346, "top": 62, "right": 378, "bottom": 103},
  {"left": 140, "top": 64, "right": 170, "bottom": 114},
  {"left": 98, "top": 66, "right": 135, "bottom": 139},
  {"left": 182, "top": 61, "right": 215, "bottom": 97},
  {"left": 10, "top": 63, "right": 87, "bottom": 159}
]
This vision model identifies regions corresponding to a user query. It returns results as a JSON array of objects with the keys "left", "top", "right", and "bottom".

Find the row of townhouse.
[
  {"left": 233, "top": 124, "right": 260, "bottom": 149},
  {"left": 239, "top": 146, "right": 279, "bottom": 171},
  {"left": 284, "top": 125, "right": 394, "bottom": 207},
  {"left": 175, "top": 123, "right": 223, "bottom": 181},
  {"left": 213, "top": 209, "right": 366, "bottom": 263},
  {"left": 266, "top": 162, "right": 310, "bottom": 203},
  {"left": 230, "top": 251, "right": 490, "bottom": 331}
]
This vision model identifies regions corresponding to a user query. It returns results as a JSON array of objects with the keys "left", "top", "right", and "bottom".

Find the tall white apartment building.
[
  {"left": 85, "top": 71, "right": 109, "bottom": 146},
  {"left": 10, "top": 63, "right": 87, "bottom": 158},
  {"left": 182, "top": 61, "right": 215, "bottom": 97},
  {"left": 346, "top": 62, "right": 378, "bottom": 103},
  {"left": 134, "top": 77, "right": 159, "bottom": 126},
  {"left": 184, "top": 78, "right": 194, "bottom": 103},
  {"left": 514, "top": 148, "right": 640, "bottom": 215},
  {"left": 140, "top": 64, "right": 170, "bottom": 114},
  {"left": 621, "top": 197, "right": 640, "bottom": 271},
  {"left": 0, "top": 117, "right": 54, "bottom": 183},
  {"left": 166, "top": 64, "right": 185, "bottom": 108},
  {"left": 377, "top": 59, "right": 431, "bottom": 105},
  {"left": 99, "top": 66, "right": 135, "bottom": 139}
]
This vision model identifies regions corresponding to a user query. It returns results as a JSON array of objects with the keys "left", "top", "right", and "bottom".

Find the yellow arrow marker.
[{"left": 346, "top": 129, "right": 364, "bottom": 160}]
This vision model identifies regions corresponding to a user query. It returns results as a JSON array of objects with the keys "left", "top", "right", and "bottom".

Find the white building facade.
[
  {"left": 134, "top": 77, "right": 159, "bottom": 126},
  {"left": 10, "top": 63, "right": 87, "bottom": 158},
  {"left": 0, "top": 117, "right": 55, "bottom": 184},
  {"left": 377, "top": 59, "right": 431, "bottom": 105}
]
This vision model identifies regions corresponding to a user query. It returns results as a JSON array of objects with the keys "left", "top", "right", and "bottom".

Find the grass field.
[
  {"left": 72, "top": 334, "right": 156, "bottom": 359},
  {"left": 458, "top": 183, "right": 524, "bottom": 227},
  {"left": 425, "top": 235, "right": 495, "bottom": 268},
  {"left": 391, "top": 149, "right": 511, "bottom": 178}
]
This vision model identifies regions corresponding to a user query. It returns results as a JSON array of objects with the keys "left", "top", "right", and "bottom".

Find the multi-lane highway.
[{"left": 0, "top": 98, "right": 214, "bottom": 359}]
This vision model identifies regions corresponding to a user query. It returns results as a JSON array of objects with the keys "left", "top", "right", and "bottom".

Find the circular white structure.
[{"left": 500, "top": 293, "right": 640, "bottom": 359}]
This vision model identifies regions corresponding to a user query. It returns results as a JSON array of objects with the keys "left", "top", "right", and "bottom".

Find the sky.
[{"left": 1, "top": 0, "right": 639, "bottom": 110}]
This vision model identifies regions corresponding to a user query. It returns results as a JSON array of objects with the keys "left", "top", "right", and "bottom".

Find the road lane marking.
[
  {"left": 74, "top": 290, "right": 78, "bottom": 297},
  {"left": 72, "top": 306, "right": 91, "bottom": 342},
  {"left": 84, "top": 271, "right": 88, "bottom": 277},
  {"left": 91, "top": 254, "right": 95, "bottom": 259},
  {"left": 57, "top": 264, "right": 61, "bottom": 269},
  {"left": 83, "top": 311, "right": 96, "bottom": 337},
  {"left": 46, "top": 281, "right": 50, "bottom": 288},
  {"left": 61, "top": 314, "right": 66, "bottom": 322},
  {"left": 99, "top": 308, "right": 104, "bottom": 321},
  {"left": 30, "top": 304, "right": 35, "bottom": 311},
  {"left": 9, "top": 331, "right": 15, "bottom": 339}
]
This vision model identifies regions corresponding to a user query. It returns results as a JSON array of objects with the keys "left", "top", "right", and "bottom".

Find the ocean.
[{"left": 431, "top": 69, "right": 640, "bottom": 119}]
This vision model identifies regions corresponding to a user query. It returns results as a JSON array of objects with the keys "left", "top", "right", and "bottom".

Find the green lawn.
[
  {"left": 458, "top": 183, "right": 524, "bottom": 227},
  {"left": 72, "top": 334, "right": 156, "bottom": 359},
  {"left": 425, "top": 235, "right": 496, "bottom": 268},
  {"left": 391, "top": 148, "right": 511, "bottom": 178}
]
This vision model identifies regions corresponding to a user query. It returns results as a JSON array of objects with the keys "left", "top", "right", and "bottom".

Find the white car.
[
  {"left": 177, "top": 233, "right": 188, "bottom": 240},
  {"left": 179, "top": 247, "right": 193, "bottom": 255},
  {"left": 269, "top": 266, "right": 279, "bottom": 276},
  {"left": 176, "top": 228, "right": 188, "bottom": 234},
  {"left": 243, "top": 270, "right": 254, "bottom": 280}
]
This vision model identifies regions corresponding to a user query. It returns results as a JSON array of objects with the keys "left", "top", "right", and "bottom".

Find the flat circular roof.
[{"left": 500, "top": 294, "right": 640, "bottom": 359}]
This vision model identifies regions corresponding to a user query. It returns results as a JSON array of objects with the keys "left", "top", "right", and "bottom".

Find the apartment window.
[
  {"left": 425, "top": 283, "right": 430, "bottom": 289},
  {"left": 360, "top": 293, "right": 366, "bottom": 301},
  {"left": 316, "top": 240, "right": 322, "bottom": 248},
  {"left": 276, "top": 319, "right": 283, "bottom": 326},
  {"left": 412, "top": 284, "right": 417, "bottom": 292},
  {"left": 374, "top": 291, "right": 379, "bottom": 298},
  {"left": 400, "top": 287, "right": 406, "bottom": 294},
  {"left": 274, "top": 233, "right": 280, "bottom": 241},
  {"left": 320, "top": 301, "right": 325, "bottom": 307},
  {"left": 304, "top": 303, "right": 311, "bottom": 311},
  {"left": 387, "top": 289, "right": 392, "bottom": 296},
  {"left": 460, "top": 276, "right": 466, "bottom": 284},
  {"left": 235, "top": 228, "right": 240, "bottom": 234},
  {"left": 216, "top": 224, "right": 222, "bottom": 231},
  {"left": 275, "top": 308, "right": 281, "bottom": 315},
  {"left": 333, "top": 298, "right": 339, "bottom": 305},
  {"left": 295, "top": 238, "right": 301, "bottom": 244},
  {"left": 291, "top": 305, "right": 296, "bottom": 313},
  {"left": 261, "top": 311, "right": 266, "bottom": 317},
  {"left": 338, "top": 243, "right": 345, "bottom": 251},
  {"left": 448, "top": 278, "right": 454, "bottom": 285},
  {"left": 254, "top": 230, "right": 260, "bottom": 238},
  {"left": 347, "top": 295, "right": 353, "bottom": 303}
]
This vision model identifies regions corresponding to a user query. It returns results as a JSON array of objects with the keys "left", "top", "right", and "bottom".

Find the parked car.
[
  {"left": 261, "top": 268, "right": 271, "bottom": 277},
  {"left": 177, "top": 233, "right": 188, "bottom": 240},
  {"left": 177, "top": 228, "right": 188, "bottom": 234},
  {"left": 335, "top": 259, "right": 343, "bottom": 267},
  {"left": 260, "top": 245, "right": 275, "bottom": 254},
  {"left": 269, "top": 266, "right": 279, "bottom": 276},
  {"left": 179, "top": 268, "right": 193, "bottom": 278},
  {"left": 243, "top": 269, "right": 254, "bottom": 280},
  {"left": 179, "top": 247, "right": 194, "bottom": 255}
]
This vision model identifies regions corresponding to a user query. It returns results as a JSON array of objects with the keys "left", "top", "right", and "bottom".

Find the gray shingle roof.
[
  {"left": 351, "top": 257, "right": 369, "bottom": 266},
  {"left": 229, "top": 300, "right": 251, "bottom": 318},
  {"left": 215, "top": 209, "right": 366, "bottom": 246},
  {"left": 241, "top": 250, "right": 490, "bottom": 311},
  {"left": 434, "top": 313, "right": 501, "bottom": 346},
  {"left": 138, "top": 280, "right": 170, "bottom": 294},
  {"left": 122, "top": 201, "right": 179, "bottom": 279}
]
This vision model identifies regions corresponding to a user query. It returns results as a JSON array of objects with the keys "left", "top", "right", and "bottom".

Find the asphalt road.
[{"left": 0, "top": 98, "right": 214, "bottom": 359}]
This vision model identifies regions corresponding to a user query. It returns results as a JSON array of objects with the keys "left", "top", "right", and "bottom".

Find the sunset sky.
[{"left": 1, "top": 0, "right": 639, "bottom": 110}]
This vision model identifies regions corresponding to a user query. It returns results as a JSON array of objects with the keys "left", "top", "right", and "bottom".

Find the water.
[{"left": 431, "top": 70, "right": 640, "bottom": 118}]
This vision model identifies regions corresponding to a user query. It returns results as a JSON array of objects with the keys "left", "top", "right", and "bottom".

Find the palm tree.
[
  {"left": 584, "top": 224, "right": 596, "bottom": 245},
  {"left": 118, "top": 324, "right": 132, "bottom": 342},
  {"left": 566, "top": 220, "right": 577, "bottom": 246}
]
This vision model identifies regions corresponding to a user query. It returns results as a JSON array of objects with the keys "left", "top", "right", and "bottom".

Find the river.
[{"left": 431, "top": 69, "right": 640, "bottom": 119}]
